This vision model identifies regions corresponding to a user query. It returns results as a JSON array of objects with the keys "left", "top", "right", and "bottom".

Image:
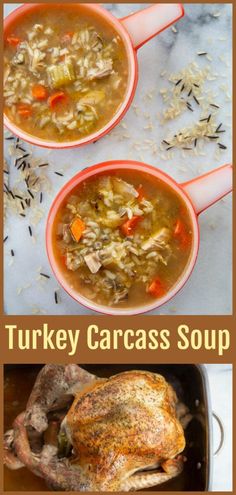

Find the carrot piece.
[
  {"left": 48, "top": 91, "right": 67, "bottom": 109},
  {"left": 61, "top": 32, "right": 74, "bottom": 44},
  {"left": 70, "top": 217, "right": 85, "bottom": 242},
  {"left": 120, "top": 216, "right": 141, "bottom": 236},
  {"left": 61, "top": 255, "right": 67, "bottom": 266},
  {"left": 180, "top": 232, "right": 191, "bottom": 249},
  {"left": 174, "top": 219, "right": 184, "bottom": 236},
  {"left": 174, "top": 219, "right": 191, "bottom": 249},
  {"left": 6, "top": 35, "right": 21, "bottom": 47},
  {"left": 32, "top": 84, "right": 48, "bottom": 101},
  {"left": 17, "top": 104, "right": 32, "bottom": 118},
  {"left": 137, "top": 184, "right": 145, "bottom": 201},
  {"left": 147, "top": 278, "right": 166, "bottom": 298}
]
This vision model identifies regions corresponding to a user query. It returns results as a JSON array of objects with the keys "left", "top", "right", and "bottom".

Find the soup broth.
[
  {"left": 4, "top": 5, "right": 129, "bottom": 142},
  {"left": 52, "top": 170, "right": 193, "bottom": 309}
]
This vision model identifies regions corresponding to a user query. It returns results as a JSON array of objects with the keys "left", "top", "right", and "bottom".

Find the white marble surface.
[
  {"left": 4, "top": 3, "right": 232, "bottom": 315},
  {"left": 204, "top": 364, "right": 232, "bottom": 491}
]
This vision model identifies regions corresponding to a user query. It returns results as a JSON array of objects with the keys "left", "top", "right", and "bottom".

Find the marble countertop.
[{"left": 4, "top": 3, "right": 232, "bottom": 315}]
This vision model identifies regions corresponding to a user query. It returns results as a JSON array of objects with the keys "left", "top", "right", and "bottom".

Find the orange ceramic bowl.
[
  {"left": 4, "top": 3, "right": 184, "bottom": 149},
  {"left": 46, "top": 160, "right": 232, "bottom": 315}
]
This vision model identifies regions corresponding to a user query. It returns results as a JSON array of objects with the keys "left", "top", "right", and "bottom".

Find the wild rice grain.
[
  {"left": 11, "top": 249, "right": 14, "bottom": 257},
  {"left": 28, "top": 226, "right": 32, "bottom": 237},
  {"left": 175, "top": 78, "right": 182, "bottom": 86},
  {"left": 215, "top": 123, "right": 222, "bottom": 132},
  {"left": 16, "top": 146, "right": 26, "bottom": 152},
  {"left": 54, "top": 172, "right": 64, "bottom": 177},
  {"left": 15, "top": 154, "right": 30, "bottom": 166},
  {"left": 3, "top": 236, "right": 8, "bottom": 243},
  {"left": 193, "top": 95, "right": 200, "bottom": 105},
  {"left": 40, "top": 273, "right": 50, "bottom": 279},
  {"left": 4, "top": 183, "right": 10, "bottom": 193},
  {"left": 32, "top": 178, "right": 39, "bottom": 186},
  {"left": 27, "top": 189, "right": 34, "bottom": 199},
  {"left": 40, "top": 192, "right": 43, "bottom": 203},
  {"left": 54, "top": 291, "right": 58, "bottom": 304},
  {"left": 186, "top": 102, "right": 194, "bottom": 112}
]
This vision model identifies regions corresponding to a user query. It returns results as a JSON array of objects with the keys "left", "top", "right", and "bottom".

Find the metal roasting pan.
[{"left": 4, "top": 364, "right": 224, "bottom": 491}]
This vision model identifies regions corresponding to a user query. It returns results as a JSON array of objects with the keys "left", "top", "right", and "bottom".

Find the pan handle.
[{"left": 212, "top": 411, "right": 225, "bottom": 456}]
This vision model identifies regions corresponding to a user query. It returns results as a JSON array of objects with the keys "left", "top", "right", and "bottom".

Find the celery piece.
[
  {"left": 79, "top": 90, "right": 105, "bottom": 105},
  {"left": 47, "top": 60, "right": 75, "bottom": 88}
]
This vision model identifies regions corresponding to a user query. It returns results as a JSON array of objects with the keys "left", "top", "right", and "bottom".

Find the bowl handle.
[
  {"left": 181, "top": 164, "right": 232, "bottom": 215},
  {"left": 120, "top": 4, "right": 184, "bottom": 50},
  {"left": 212, "top": 412, "right": 225, "bottom": 456}
]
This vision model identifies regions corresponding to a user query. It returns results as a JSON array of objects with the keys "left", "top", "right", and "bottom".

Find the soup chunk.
[
  {"left": 53, "top": 172, "right": 193, "bottom": 309},
  {"left": 4, "top": 6, "right": 128, "bottom": 142}
]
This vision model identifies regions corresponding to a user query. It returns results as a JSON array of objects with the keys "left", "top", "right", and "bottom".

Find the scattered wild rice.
[
  {"left": 40, "top": 272, "right": 50, "bottom": 279},
  {"left": 4, "top": 133, "right": 52, "bottom": 226},
  {"left": 159, "top": 59, "right": 229, "bottom": 154}
]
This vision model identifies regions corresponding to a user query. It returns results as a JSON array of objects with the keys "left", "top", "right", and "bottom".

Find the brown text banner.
[{"left": 0, "top": 315, "right": 234, "bottom": 364}]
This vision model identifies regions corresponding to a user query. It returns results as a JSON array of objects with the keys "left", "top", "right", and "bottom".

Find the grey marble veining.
[{"left": 4, "top": 4, "right": 232, "bottom": 316}]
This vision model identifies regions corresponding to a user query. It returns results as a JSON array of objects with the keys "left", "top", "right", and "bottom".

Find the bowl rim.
[
  {"left": 3, "top": 2, "right": 138, "bottom": 149},
  {"left": 46, "top": 160, "right": 200, "bottom": 315}
]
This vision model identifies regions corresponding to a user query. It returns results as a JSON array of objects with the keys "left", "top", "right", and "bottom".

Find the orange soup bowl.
[
  {"left": 46, "top": 161, "right": 232, "bottom": 315},
  {"left": 4, "top": 3, "right": 184, "bottom": 149}
]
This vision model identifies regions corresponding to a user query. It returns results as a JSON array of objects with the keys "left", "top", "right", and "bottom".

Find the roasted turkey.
[{"left": 4, "top": 365, "right": 191, "bottom": 491}]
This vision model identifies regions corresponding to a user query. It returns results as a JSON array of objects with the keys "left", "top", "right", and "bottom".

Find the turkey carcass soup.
[
  {"left": 4, "top": 5, "right": 128, "bottom": 142},
  {"left": 52, "top": 171, "right": 193, "bottom": 309}
]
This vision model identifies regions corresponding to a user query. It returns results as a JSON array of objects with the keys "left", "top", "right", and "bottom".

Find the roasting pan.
[{"left": 4, "top": 364, "right": 224, "bottom": 491}]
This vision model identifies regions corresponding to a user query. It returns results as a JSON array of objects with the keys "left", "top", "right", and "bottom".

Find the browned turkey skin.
[{"left": 4, "top": 365, "right": 192, "bottom": 491}]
